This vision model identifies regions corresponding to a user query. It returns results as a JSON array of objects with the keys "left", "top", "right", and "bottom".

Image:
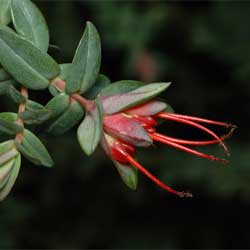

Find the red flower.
[{"left": 101, "top": 100, "right": 236, "bottom": 197}]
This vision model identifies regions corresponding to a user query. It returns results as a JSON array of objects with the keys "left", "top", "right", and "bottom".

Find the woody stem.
[{"left": 15, "top": 87, "right": 28, "bottom": 143}]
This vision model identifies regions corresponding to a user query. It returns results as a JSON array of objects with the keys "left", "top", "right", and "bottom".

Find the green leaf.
[
  {"left": 19, "top": 109, "right": 52, "bottom": 125},
  {"left": 47, "top": 100, "right": 84, "bottom": 135},
  {"left": 0, "top": 66, "right": 11, "bottom": 81},
  {"left": 0, "top": 0, "right": 11, "bottom": 26},
  {"left": 77, "top": 98, "right": 103, "bottom": 156},
  {"left": 48, "top": 64, "right": 71, "bottom": 96},
  {"left": 0, "top": 116, "right": 22, "bottom": 135},
  {"left": 101, "top": 82, "right": 172, "bottom": 115},
  {"left": 0, "top": 140, "right": 18, "bottom": 165},
  {"left": 0, "top": 153, "right": 20, "bottom": 201},
  {"left": 114, "top": 161, "right": 138, "bottom": 190},
  {"left": 15, "top": 129, "right": 53, "bottom": 167},
  {"left": 100, "top": 80, "right": 144, "bottom": 96},
  {"left": 65, "top": 21, "right": 101, "bottom": 94},
  {"left": 0, "top": 28, "right": 60, "bottom": 90},
  {"left": 0, "top": 158, "right": 13, "bottom": 189},
  {"left": 7, "top": 85, "right": 26, "bottom": 104},
  {"left": 11, "top": 0, "right": 49, "bottom": 52},
  {"left": 0, "top": 79, "right": 14, "bottom": 95},
  {"left": 26, "top": 100, "right": 44, "bottom": 110},
  {"left": 0, "top": 112, "right": 17, "bottom": 122},
  {"left": 45, "top": 93, "right": 69, "bottom": 119},
  {"left": 85, "top": 74, "right": 111, "bottom": 100}
]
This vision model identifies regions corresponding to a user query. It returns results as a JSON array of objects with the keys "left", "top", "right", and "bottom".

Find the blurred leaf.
[
  {"left": 0, "top": 79, "right": 15, "bottom": 95},
  {"left": 101, "top": 82, "right": 171, "bottom": 114},
  {"left": 77, "top": 98, "right": 103, "bottom": 156},
  {"left": 11, "top": 0, "right": 49, "bottom": 51},
  {"left": 0, "top": 152, "right": 20, "bottom": 201},
  {"left": 7, "top": 85, "right": 26, "bottom": 104},
  {"left": 19, "top": 109, "right": 52, "bottom": 125},
  {"left": 0, "top": 117, "right": 22, "bottom": 135},
  {"left": 47, "top": 100, "right": 84, "bottom": 135},
  {"left": 0, "top": 66, "right": 10, "bottom": 81},
  {"left": 45, "top": 93, "right": 69, "bottom": 119},
  {"left": 15, "top": 129, "right": 53, "bottom": 167},
  {"left": 85, "top": 74, "right": 111, "bottom": 99},
  {"left": 114, "top": 160, "right": 138, "bottom": 190},
  {"left": 0, "top": 28, "right": 59, "bottom": 89},
  {"left": 0, "top": 140, "right": 18, "bottom": 165},
  {"left": 0, "top": 0, "right": 11, "bottom": 26},
  {"left": 65, "top": 21, "right": 101, "bottom": 94}
]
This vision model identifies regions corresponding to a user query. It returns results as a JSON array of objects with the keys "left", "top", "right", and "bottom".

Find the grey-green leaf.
[
  {"left": 0, "top": 0, "right": 11, "bottom": 26},
  {"left": 100, "top": 80, "right": 144, "bottom": 96},
  {"left": 114, "top": 161, "right": 138, "bottom": 190},
  {"left": 11, "top": 0, "right": 49, "bottom": 52},
  {"left": 19, "top": 109, "right": 52, "bottom": 125},
  {"left": 85, "top": 74, "right": 111, "bottom": 100},
  {"left": 101, "top": 82, "right": 172, "bottom": 115},
  {"left": 66, "top": 21, "right": 101, "bottom": 94},
  {"left": 45, "top": 93, "right": 69, "bottom": 119},
  {"left": 0, "top": 79, "right": 14, "bottom": 95},
  {"left": 77, "top": 99, "right": 103, "bottom": 156},
  {"left": 7, "top": 85, "right": 26, "bottom": 104},
  {"left": 15, "top": 129, "right": 53, "bottom": 167},
  {"left": 0, "top": 28, "right": 60, "bottom": 89},
  {"left": 47, "top": 100, "right": 84, "bottom": 135},
  {"left": 0, "top": 66, "right": 11, "bottom": 81},
  {"left": 0, "top": 116, "right": 23, "bottom": 135},
  {"left": 0, "top": 153, "right": 20, "bottom": 201},
  {"left": 0, "top": 140, "right": 18, "bottom": 165}
]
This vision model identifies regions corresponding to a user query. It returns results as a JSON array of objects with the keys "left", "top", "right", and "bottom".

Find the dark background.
[{"left": 0, "top": 0, "right": 250, "bottom": 248}]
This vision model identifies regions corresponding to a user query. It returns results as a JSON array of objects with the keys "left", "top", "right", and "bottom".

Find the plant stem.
[
  {"left": 51, "top": 78, "right": 95, "bottom": 111},
  {"left": 15, "top": 87, "right": 28, "bottom": 143}
]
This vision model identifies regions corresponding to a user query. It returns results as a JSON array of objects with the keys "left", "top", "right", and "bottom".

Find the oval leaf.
[
  {"left": 65, "top": 21, "right": 101, "bottom": 94},
  {"left": 0, "top": 0, "right": 11, "bottom": 26},
  {"left": 101, "top": 82, "right": 171, "bottom": 115},
  {"left": 11, "top": 0, "right": 49, "bottom": 51},
  {"left": 15, "top": 129, "right": 53, "bottom": 167},
  {"left": 47, "top": 100, "right": 84, "bottom": 135},
  {"left": 0, "top": 117, "right": 23, "bottom": 135},
  {"left": 77, "top": 99, "right": 103, "bottom": 156},
  {"left": 100, "top": 80, "right": 144, "bottom": 96},
  {"left": 0, "top": 153, "right": 20, "bottom": 201},
  {"left": 0, "top": 140, "right": 18, "bottom": 165},
  {"left": 45, "top": 93, "right": 69, "bottom": 119},
  {"left": 0, "top": 28, "right": 60, "bottom": 89}
]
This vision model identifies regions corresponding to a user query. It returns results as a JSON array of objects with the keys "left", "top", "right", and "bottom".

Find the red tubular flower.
[{"left": 101, "top": 99, "right": 236, "bottom": 197}]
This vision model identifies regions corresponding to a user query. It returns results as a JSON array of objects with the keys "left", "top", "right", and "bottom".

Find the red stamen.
[
  {"left": 154, "top": 128, "right": 234, "bottom": 146},
  {"left": 126, "top": 154, "right": 192, "bottom": 198},
  {"left": 150, "top": 133, "right": 228, "bottom": 164},
  {"left": 166, "top": 113, "right": 237, "bottom": 128},
  {"left": 157, "top": 112, "right": 230, "bottom": 156}
]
